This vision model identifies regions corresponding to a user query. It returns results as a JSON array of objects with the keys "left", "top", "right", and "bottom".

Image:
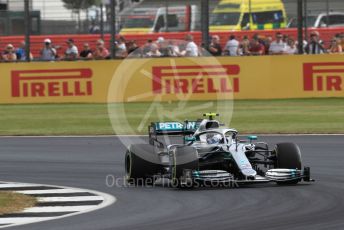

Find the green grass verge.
[
  {"left": 0, "top": 192, "right": 36, "bottom": 215},
  {"left": 0, "top": 98, "right": 343, "bottom": 135}
]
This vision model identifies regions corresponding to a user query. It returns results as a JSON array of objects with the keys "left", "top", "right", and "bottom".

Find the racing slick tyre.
[
  {"left": 125, "top": 144, "right": 161, "bottom": 186},
  {"left": 170, "top": 146, "right": 199, "bottom": 189},
  {"left": 274, "top": 142, "right": 302, "bottom": 185}
]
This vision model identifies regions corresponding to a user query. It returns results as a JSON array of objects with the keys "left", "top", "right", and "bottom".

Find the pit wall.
[{"left": 0, "top": 54, "right": 343, "bottom": 104}]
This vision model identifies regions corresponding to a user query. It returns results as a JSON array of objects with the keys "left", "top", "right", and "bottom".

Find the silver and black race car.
[{"left": 125, "top": 113, "right": 313, "bottom": 188}]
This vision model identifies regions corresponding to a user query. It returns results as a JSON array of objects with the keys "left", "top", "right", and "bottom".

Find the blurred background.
[
  {"left": 0, "top": 0, "right": 343, "bottom": 35},
  {"left": 0, "top": 0, "right": 343, "bottom": 60}
]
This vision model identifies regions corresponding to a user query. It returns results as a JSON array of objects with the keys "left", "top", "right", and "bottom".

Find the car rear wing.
[
  {"left": 149, "top": 121, "right": 200, "bottom": 135},
  {"left": 148, "top": 121, "right": 200, "bottom": 145}
]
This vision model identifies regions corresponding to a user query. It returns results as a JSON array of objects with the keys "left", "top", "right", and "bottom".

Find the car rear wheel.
[{"left": 125, "top": 145, "right": 160, "bottom": 185}]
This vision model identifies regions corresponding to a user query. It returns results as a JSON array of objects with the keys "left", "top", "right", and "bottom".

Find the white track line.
[
  {"left": 17, "top": 188, "right": 86, "bottom": 195},
  {"left": 0, "top": 183, "right": 42, "bottom": 188},
  {"left": 23, "top": 206, "right": 98, "bottom": 213},
  {"left": 0, "top": 217, "right": 53, "bottom": 225},
  {"left": 0, "top": 181, "right": 116, "bottom": 229},
  {"left": 38, "top": 196, "right": 104, "bottom": 202}
]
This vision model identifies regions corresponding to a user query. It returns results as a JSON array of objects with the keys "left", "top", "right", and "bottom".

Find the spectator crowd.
[{"left": 0, "top": 31, "right": 343, "bottom": 62}]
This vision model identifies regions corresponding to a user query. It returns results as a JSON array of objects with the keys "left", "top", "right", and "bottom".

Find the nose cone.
[{"left": 241, "top": 168, "right": 257, "bottom": 178}]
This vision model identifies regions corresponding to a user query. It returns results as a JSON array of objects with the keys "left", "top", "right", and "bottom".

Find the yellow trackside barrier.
[{"left": 0, "top": 54, "right": 343, "bottom": 104}]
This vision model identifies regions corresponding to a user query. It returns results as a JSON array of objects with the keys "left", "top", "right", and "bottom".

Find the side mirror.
[
  {"left": 247, "top": 135, "right": 258, "bottom": 142},
  {"left": 184, "top": 136, "right": 196, "bottom": 142}
]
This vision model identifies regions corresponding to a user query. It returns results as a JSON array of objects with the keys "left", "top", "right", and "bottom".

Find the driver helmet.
[{"left": 206, "top": 133, "right": 222, "bottom": 144}]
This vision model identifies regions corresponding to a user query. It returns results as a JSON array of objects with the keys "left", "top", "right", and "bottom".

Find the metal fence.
[
  {"left": 1, "top": 0, "right": 343, "bottom": 35},
  {"left": 0, "top": 0, "right": 343, "bottom": 61}
]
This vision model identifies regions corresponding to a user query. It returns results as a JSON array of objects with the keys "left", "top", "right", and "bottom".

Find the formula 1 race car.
[{"left": 125, "top": 113, "right": 313, "bottom": 188}]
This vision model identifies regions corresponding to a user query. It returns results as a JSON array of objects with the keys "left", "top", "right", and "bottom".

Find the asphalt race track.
[{"left": 0, "top": 135, "right": 343, "bottom": 230}]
